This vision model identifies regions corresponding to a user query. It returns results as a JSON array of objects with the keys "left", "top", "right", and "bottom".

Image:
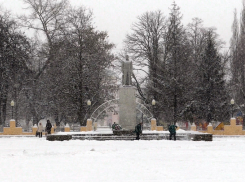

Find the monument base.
[{"left": 119, "top": 86, "right": 136, "bottom": 130}]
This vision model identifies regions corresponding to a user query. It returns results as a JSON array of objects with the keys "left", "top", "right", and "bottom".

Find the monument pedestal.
[{"left": 119, "top": 86, "right": 136, "bottom": 130}]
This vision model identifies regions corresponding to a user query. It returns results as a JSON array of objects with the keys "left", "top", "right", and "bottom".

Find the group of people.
[
  {"left": 134, "top": 122, "right": 178, "bottom": 141},
  {"left": 38, "top": 120, "right": 178, "bottom": 140},
  {"left": 111, "top": 121, "right": 178, "bottom": 141},
  {"left": 111, "top": 122, "right": 122, "bottom": 130},
  {"left": 36, "top": 120, "right": 52, "bottom": 138}
]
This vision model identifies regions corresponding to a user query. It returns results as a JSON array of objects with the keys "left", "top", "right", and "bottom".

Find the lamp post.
[
  {"left": 11, "top": 100, "right": 14, "bottom": 119},
  {"left": 152, "top": 99, "right": 156, "bottom": 118},
  {"left": 87, "top": 99, "right": 91, "bottom": 119},
  {"left": 231, "top": 98, "right": 235, "bottom": 118}
]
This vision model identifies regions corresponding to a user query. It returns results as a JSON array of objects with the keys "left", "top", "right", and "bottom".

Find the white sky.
[{"left": 0, "top": 0, "right": 243, "bottom": 52}]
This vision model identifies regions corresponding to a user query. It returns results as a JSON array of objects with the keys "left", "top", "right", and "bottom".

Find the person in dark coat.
[
  {"left": 46, "top": 120, "right": 52, "bottom": 134},
  {"left": 112, "top": 122, "right": 116, "bottom": 130},
  {"left": 168, "top": 124, "right": 178, "bottom": 141},
  {"left": 135, "top": 122, "right": 143, "bottom": 140}
]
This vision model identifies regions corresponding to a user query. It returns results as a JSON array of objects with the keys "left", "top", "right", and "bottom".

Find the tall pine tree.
[
  {"left": 159, "top": 2, "right": 191, "bottom": 124},
  {"left": 196, "top": 32, "right": 229, "bottom": 123}
]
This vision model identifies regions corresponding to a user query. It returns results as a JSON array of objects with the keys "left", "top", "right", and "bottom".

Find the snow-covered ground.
[{"left": 0, "top": 136, "right": 245, "bottom": 182}]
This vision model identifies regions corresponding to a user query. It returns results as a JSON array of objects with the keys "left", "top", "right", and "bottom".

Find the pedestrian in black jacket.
[
  {"left": 135, "top": 122, "right": 142, "bottom": 140},
  {"left": 46, "top": 120, "right": 52, "bottom": 134}
]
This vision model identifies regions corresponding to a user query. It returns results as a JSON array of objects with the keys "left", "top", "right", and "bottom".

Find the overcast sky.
[{"left": 0, "top": 0, "right": 243, "bottom": 52}]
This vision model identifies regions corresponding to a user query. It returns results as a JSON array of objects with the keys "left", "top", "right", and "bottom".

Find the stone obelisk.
[{"left": 119, "top": 55, "right": 136, "bottom": 130}]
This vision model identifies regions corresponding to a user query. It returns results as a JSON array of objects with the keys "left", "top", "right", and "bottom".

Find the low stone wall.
[
  {"left": 46, "top": 132, "right": 212, "bottom": 141},
  {"left": 46, "top": 135, "right": 72, "bottom": 141},
  {"left": 191, "top": 134, "right": 212, "bottom": 141},
  {"left": 113, "top": 130, "right": 135, "bottom": 136},
  {"left": 191, "top": 118, "right": 245, "bottom": 135},
  {"left": 0, "top": 120, "right": 55, "bottom": 135},
  {"left": 0, "top": 119, "right": 95, "bottom": 135}
]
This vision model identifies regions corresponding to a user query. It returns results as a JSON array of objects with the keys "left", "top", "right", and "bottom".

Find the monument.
[
  {"left": 122, "top": 55, "right": 133, "bottom": 85},
  {"left": 118, "top": 55, "right": 136, "bottom": 130}
]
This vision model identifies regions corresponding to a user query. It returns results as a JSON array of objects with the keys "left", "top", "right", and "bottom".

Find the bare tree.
[
  {"left": 17, "top": 0, "right": 68, "bottom": 125},
  {"left": 20, "top": 0, "right": 68, "bottom": 77},
  {"left": 125, "top": 10, "right": 166, "bottom": 100}
]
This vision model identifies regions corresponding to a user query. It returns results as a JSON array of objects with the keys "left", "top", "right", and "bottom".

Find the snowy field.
[{"left": 0, "top": 136, "right": 245, "bottom": 182}]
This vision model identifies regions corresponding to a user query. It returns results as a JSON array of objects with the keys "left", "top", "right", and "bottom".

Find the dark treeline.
[
  {"left": 125, "top": 2, "right": 234, "bottom": 126},
  {"left": 0, "top": 0, "right": 116, "bottom": 128}
]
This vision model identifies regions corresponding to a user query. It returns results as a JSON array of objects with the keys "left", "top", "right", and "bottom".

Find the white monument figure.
[
  {"left": 118, "top": 55, "right": 136, "bottom": 130},
  {"left": 122, "top": 55, "right": 133, "bottom": 86}
]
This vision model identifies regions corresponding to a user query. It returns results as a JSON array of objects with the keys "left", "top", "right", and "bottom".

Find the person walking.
[
  {"left": 109, "top": 122, "right": 112, "bottom": 129},
  {"left": 135, "top": 122, "right": 142, "bottom": 140},
  {"left": 46, "top": 120, "right": 52, "bottom": 135},
  {"left": 168, "top": 124, "right": 178, "bottom": 141},
  {"left": 37, "top": 123, "right": 43, "bottom": 138}
]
